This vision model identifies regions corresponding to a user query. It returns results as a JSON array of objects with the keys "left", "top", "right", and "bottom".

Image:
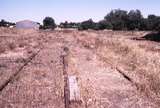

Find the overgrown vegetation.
[{"left": 77, "top": 33, "right": 160, "bottom": 105}]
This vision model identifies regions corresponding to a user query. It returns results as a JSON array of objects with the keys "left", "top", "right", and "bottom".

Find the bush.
[
  {"left": 59, "top": 21, "right": 79, "bottom": 28},
  {"left": 0, "top": 19, "right": 15, "bottom": 27},
  {"left": 43, "top": 17, "right": 56, "bottom": 29},
  {"left": 78, "top": 19, "right": 96, "bottom": 30},
  {"left": 95, "top": 20, "right": 113, "bottom": 30}
]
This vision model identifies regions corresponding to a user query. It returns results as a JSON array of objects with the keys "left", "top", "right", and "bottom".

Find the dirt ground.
[{"left": 0, "top": 28, "right": 160, "bottom": 108}]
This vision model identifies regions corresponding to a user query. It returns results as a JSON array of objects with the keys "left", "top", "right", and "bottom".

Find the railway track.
[{"left": 0, "top": 49, "right": 42, "bottom": 92}]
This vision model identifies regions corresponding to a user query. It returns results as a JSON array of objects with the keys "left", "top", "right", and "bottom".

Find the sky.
[{"left": 0, "top": 0, "right": 160, "bottom": 24}]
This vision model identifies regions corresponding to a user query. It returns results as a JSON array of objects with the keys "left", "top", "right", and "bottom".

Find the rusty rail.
[
  {"left": 62, "top": 47, "right": 70, "bottom": 108},
  {"left": 0, "top": 49, "right": 41, "bottom": 92}
]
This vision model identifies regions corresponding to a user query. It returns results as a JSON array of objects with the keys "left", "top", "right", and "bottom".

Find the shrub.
[
  {"left": 0, "top": 19, "right": 15, "bottom": 27},
  {"left": 78, "top": 19, "right": 96, "bottom": 30},
  {"left": 59, "top": 21, "right": 80, "bottom": 29},
  {"left": 95, "top": 20, "right": 113, "bottom": 30}
]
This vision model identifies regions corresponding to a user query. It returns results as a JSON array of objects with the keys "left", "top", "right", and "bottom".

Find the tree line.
[
  {"left": 0, "top": 19, "right": 15, "bottom": 27},
  {"left": 41, "top": 9, "right": 160, "bottom": 31},
  {"left": 1, "top": 9, "right": 160, "bottom": 31}
]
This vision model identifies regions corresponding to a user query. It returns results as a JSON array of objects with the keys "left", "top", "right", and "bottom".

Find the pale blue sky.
[{"left": 0, "top": 0, "right": 160, "bottom": 24}]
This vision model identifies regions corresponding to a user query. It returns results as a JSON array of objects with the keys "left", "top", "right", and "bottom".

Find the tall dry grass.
[
  {"left": 77, "top": 32, "right": 160, "bottom": 105},
  {"left": 96, "top": 37, "right": 160, "bottom": 104}
]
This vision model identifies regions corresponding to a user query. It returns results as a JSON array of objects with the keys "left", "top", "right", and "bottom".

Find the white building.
[{"left": 16, "top": 20, "right": 39, "bottom": 29}]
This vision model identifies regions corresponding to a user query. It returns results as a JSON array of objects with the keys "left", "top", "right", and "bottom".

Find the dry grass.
[
  {"left": 95, "top": 37, "right": 160, "bottom": 104},
  {"left": 0, "top": 27, "right": 159, "bottom": 107},
  {"left": 0, "top": 41, "right": 16, "bottom": 54},
  {"left": 0, "top": 46, "right": 6, "bottom": 54},
  {"left": 8, "top": 42, "right": 16, "bottom": 50},
  {"left": 76, "top": 31, "right": 160, "bottom": 105}
]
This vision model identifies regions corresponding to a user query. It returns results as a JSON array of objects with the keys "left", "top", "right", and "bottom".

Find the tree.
[
  {"left": 146, "top": 15, "right": 160, "bottom": 31},
  {"left": 104, "top": 9, "right": 128, "bottom": 30},
  {"left": 127, "top": 10, "right": 143, "bottom": 30},
  {"left": 0, "top": 19, "right": 7, "bottom": 27},
  {"left": 155, "top": 18, "right": 160, "bottom": 31},
  {"left": 43, "top": 17, "right": 56, "bottom": 29},
  {"left": 139, "top": 18, "right": 148, "bottom": 31}
]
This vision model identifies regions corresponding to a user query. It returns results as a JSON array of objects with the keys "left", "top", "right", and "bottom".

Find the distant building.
[
  {"left": 9, "top": 25, "right": 14, "bottom": 28},
  {"left": 16, "top": 20, "right": 40, "bottom": 29}
]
